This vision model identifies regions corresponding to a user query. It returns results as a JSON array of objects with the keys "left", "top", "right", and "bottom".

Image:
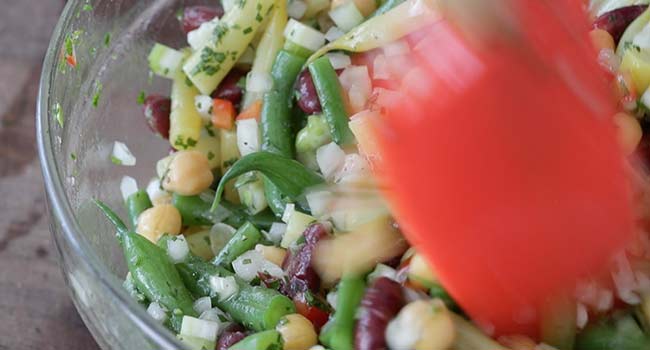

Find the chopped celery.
[
  {"left": 296, "top": 115, "right": 332, "bottom": 153},
  {"left": 185, "top": 228, "right": 214, "bottom": 260},
  {"left": 182, "top": 0, "right": 276, "bottom": 95},
  {"left": 235, "top": 172, "right": 269, "bottom": 214},
  {"left": 148, "top": 43, "right": 185, "bottom": 79},
  {"left": 284, "top": 18, "right": 325, "bottom": 52}
]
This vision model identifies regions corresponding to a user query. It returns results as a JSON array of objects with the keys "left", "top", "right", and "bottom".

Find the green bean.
[
  {"left": 211, "top": 152, "right": 324, "bottom": 212},
  {"left": 370, "top": 0, "right": 405, "bottom": 18},
  {"left": 94, "top": 200, "right": 197, "bottom": 332},
  {"left": 575, "top": 314, "right": 650, "bottom": 350},
  {"left": 319, "top": 276, "right": 366, "bottom": 350},
  {"left": 172, "top": 193, "right": 214, "bottom": 226},
  {"left": 260, "top": 50, "right": 310, "bottom": 217},
  {"left": 228, "top": 330, "right": 283, "bottom": 350},
  {"left": 175, "top": 255, "right": 295, "bottom": 331},
  {"left": 261, "top": 51, "right": 306, "bottom": 157},
  {"left": 125, "top": 190, "right": 152, "bottom": 228},
  {"left": 308, "top": 57, "right": 355, "bottom": 146},
  {"left": 213, "top": 221, "right": 262, "bottom": 268},
  {"left": 172, "top": 193, "right": 276, "bottom": 230}
]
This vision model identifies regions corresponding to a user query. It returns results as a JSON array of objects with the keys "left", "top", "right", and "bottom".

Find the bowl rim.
[{"left": 36, "top": 1, "right": 184, "bottom": 348}]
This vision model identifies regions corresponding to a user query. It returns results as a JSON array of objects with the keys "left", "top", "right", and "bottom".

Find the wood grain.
[{"left": 0, "top": 1, "right": 99, "bottom": 349}]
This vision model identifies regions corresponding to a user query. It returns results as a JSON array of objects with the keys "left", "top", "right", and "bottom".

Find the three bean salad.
[{"left": 98, "top": 0, "right": 650, "bottom": 349}]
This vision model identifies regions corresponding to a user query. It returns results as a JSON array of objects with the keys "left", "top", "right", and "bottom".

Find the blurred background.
[{"left": 0, "top": 0, "right": 98, "bottom": 348}]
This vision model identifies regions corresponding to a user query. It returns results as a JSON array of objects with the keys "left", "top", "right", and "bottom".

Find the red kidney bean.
[
  {"left": 143, "top": 95, "right": 171, "bottom": 139},
  {"left": 594, "top": 5, "right": 648, "bottom": 44},
  {"left": 181, "top": 6, "right": 224, "bottom": 34},
  {"left": 280, "top": 223, "right": 328, "bottom": 298},
  {"left": 211, "top": 69, "right": 245, "bottom": 107},
  {"left": 216, "top": 324, "right": 248, "bottom": 350},
  {"left": 355, "top": 277, "right": 405, "bottom": 350},
  {"left": 296, "top": 69, "right": 322, "bottom": 115}
]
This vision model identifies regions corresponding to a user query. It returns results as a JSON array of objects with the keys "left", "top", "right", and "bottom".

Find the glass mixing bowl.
[{"left": 36, "top": 0, "right": 212, "bottom": 348}]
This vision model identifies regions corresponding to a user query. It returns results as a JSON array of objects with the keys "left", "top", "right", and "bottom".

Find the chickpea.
[
  {"left": 276, "top": 314, "right": 318, "bottom": 350},
  {"left": 163, "top": 150, "right": 214, "bottom": 196},
  {"left": 589, "top": 29, "right": 615, "bottom": 51},
  {"left": 255, "top": 244, "right": 287, "bottom": 267},
  {"left": 136, "top": 204, "right": 182, "bottom": 243},
  {"left": 613, "top": 112, "right": 642, "bottom": 155},
  {"left": 386, "top": 299, "right": 455, "bottom": 350}
]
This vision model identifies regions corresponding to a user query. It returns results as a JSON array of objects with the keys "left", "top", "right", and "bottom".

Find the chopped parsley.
[
  {"left": 82, "top": 4, "right": 93, "bottom": 11},
  {"left": 70, "top": 153, "right": 77, "bottom": 161},
  {"left": 52, "top": 103, "right": 64, "bottom": 127},
  {"left": 137, "top": 90, "right": 146, "bottom": 105},
  {"left": 92, "top": 82, "right": 103, "bottom": 108},
  {"left": 223, "top": 157, "right": 238, "bottom": 168},
  {"left": 174, "top": 136, "right": 198, "bottom": 149},
  {"left": 185, "top": 76, "right": 194, "bottom": 87},
  {"left": 205, "top": 124, "right": 216, "bottom": 137},
  {"left": 110, "top": 155, "right": 122, "bottom": 165},
  {"left": 236, "top": 76, "right": 247, "bottom": 89},
  {"left": 207, "top": 151, "right": 215, "bottom": 160},
  {"left": 213, "top": 23, "right": 230, "bottom": 44},
  {"left": 104, "top": 32, "right": 112, "bottom": 47},
  {"left": 192, "top": 47, "right": 227, "bottom": 76},
  {"left": 242, "top": 258, "right": 252, "bottom": 265}
]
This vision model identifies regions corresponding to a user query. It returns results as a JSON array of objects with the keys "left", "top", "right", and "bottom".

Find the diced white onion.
[
  {"left": 232, "top": 250, "right": 284, "bottom": 281},
  {"left": 146, "top": 178, "right": 168, "bottom": 205},
  {"left": 309, "top": 346, "right": 327, "bottom": 350},
  {"left": 222, "top": 0, "right": 237, "bottom": 12},
  {"left": 180, "top": 316, "right": 220, "bottom": 342},
  {"left": 193, "top": 297, "right": 213, "bottom": 314},
  {"left": 209, "top": 275, "right": 239, "bottom": 301},
  {"left": 324, "top": 26, "right": 345, "bottom": 42},
  {"left": 211, "top": 205, "right": 233, "bottom": 223},
  {"left": 236, "top": 118, "right": 260, "bottom": 156},
  {"left": 576, "top": 303, "right": 588, "bottom": 329},
  {"left": 246, "top": 71, "right": 274, "bottom": 93},
  {"left": 284, "top": 19, "right": 326, "bottom": 52},
  {"left": 167, "top": 235, "right": 190, "bottom": 263},
  {"left": 611, "top": 253, "right": 641, "bottom": 304},
  {"left": 328, "top": 1, "right": 364, "bottom": 32},
  {"left": 317, "top": 142, "right": 346, "bottom": 180},
  {"left": 367, "top": 264, "right": 398, "bottom": 283},
  {"left": 326, "top": 52, "right": 352, "bottom": 70},
  {"left": 633, "top": 23, "right": 650, "bottom": 49},
  {"left": 372, "top": 54, "right": 390, "bottom": 80},
  {"left": 326, "top": 291, "right": 338, "bottom": 310},
  {"left": 232, "top": 250, "right": 264, "bottom": 281},
  {"left": 200, "top": 307, "right": 230, "bottom": 324},
  {"left": 156, "top": 154, "right": 174, "bottom": 179},
  {"left": 339, "top": 66, "right": 372, "bottom": 113},
  {"left": 282, "top": 203, "right": 296, "bottom": 223},
  {"left": 288, "top": 0, "right": 308, "bottom": 19},
  {"left": 266, "top": 222, "right": 287, "bottom": 244},
  {"left": 120, "top": 176, "right": 138, "bottom": 201},
  {"left": 187, "top": 18, "right": 220, "bottom": 51},
  {"left": 306, "top": 190, "right": 333, "bottom": 218},
  {"left": 147, "top": 302, "right": 168, "bottom": 323},
  {"left": 194, "top": 95, "right": 214, "bottom": 122},
  {"left": 385, "top": 306, "right": 421, "bottom": 350},
  {"left": 112, "top": 141, "right": 136, "bottom": 166},
  {"left": 334, "top": 153, "right": 370, "bottom": 184},
  {"left": 383, "top": 40, "right": 411, "bottom": 57},
  {"left": 210, "top": 223, "right": 237, "bottom": 255}
]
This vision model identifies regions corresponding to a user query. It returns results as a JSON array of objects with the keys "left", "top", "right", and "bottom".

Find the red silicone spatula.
[{"left": 375, "top": 0, "right": 635, "bottom": 337}]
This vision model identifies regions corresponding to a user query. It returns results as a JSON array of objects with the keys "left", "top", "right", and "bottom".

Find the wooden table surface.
[{"left": 0, "top": 1, "right": 99, "bottom": 349}]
